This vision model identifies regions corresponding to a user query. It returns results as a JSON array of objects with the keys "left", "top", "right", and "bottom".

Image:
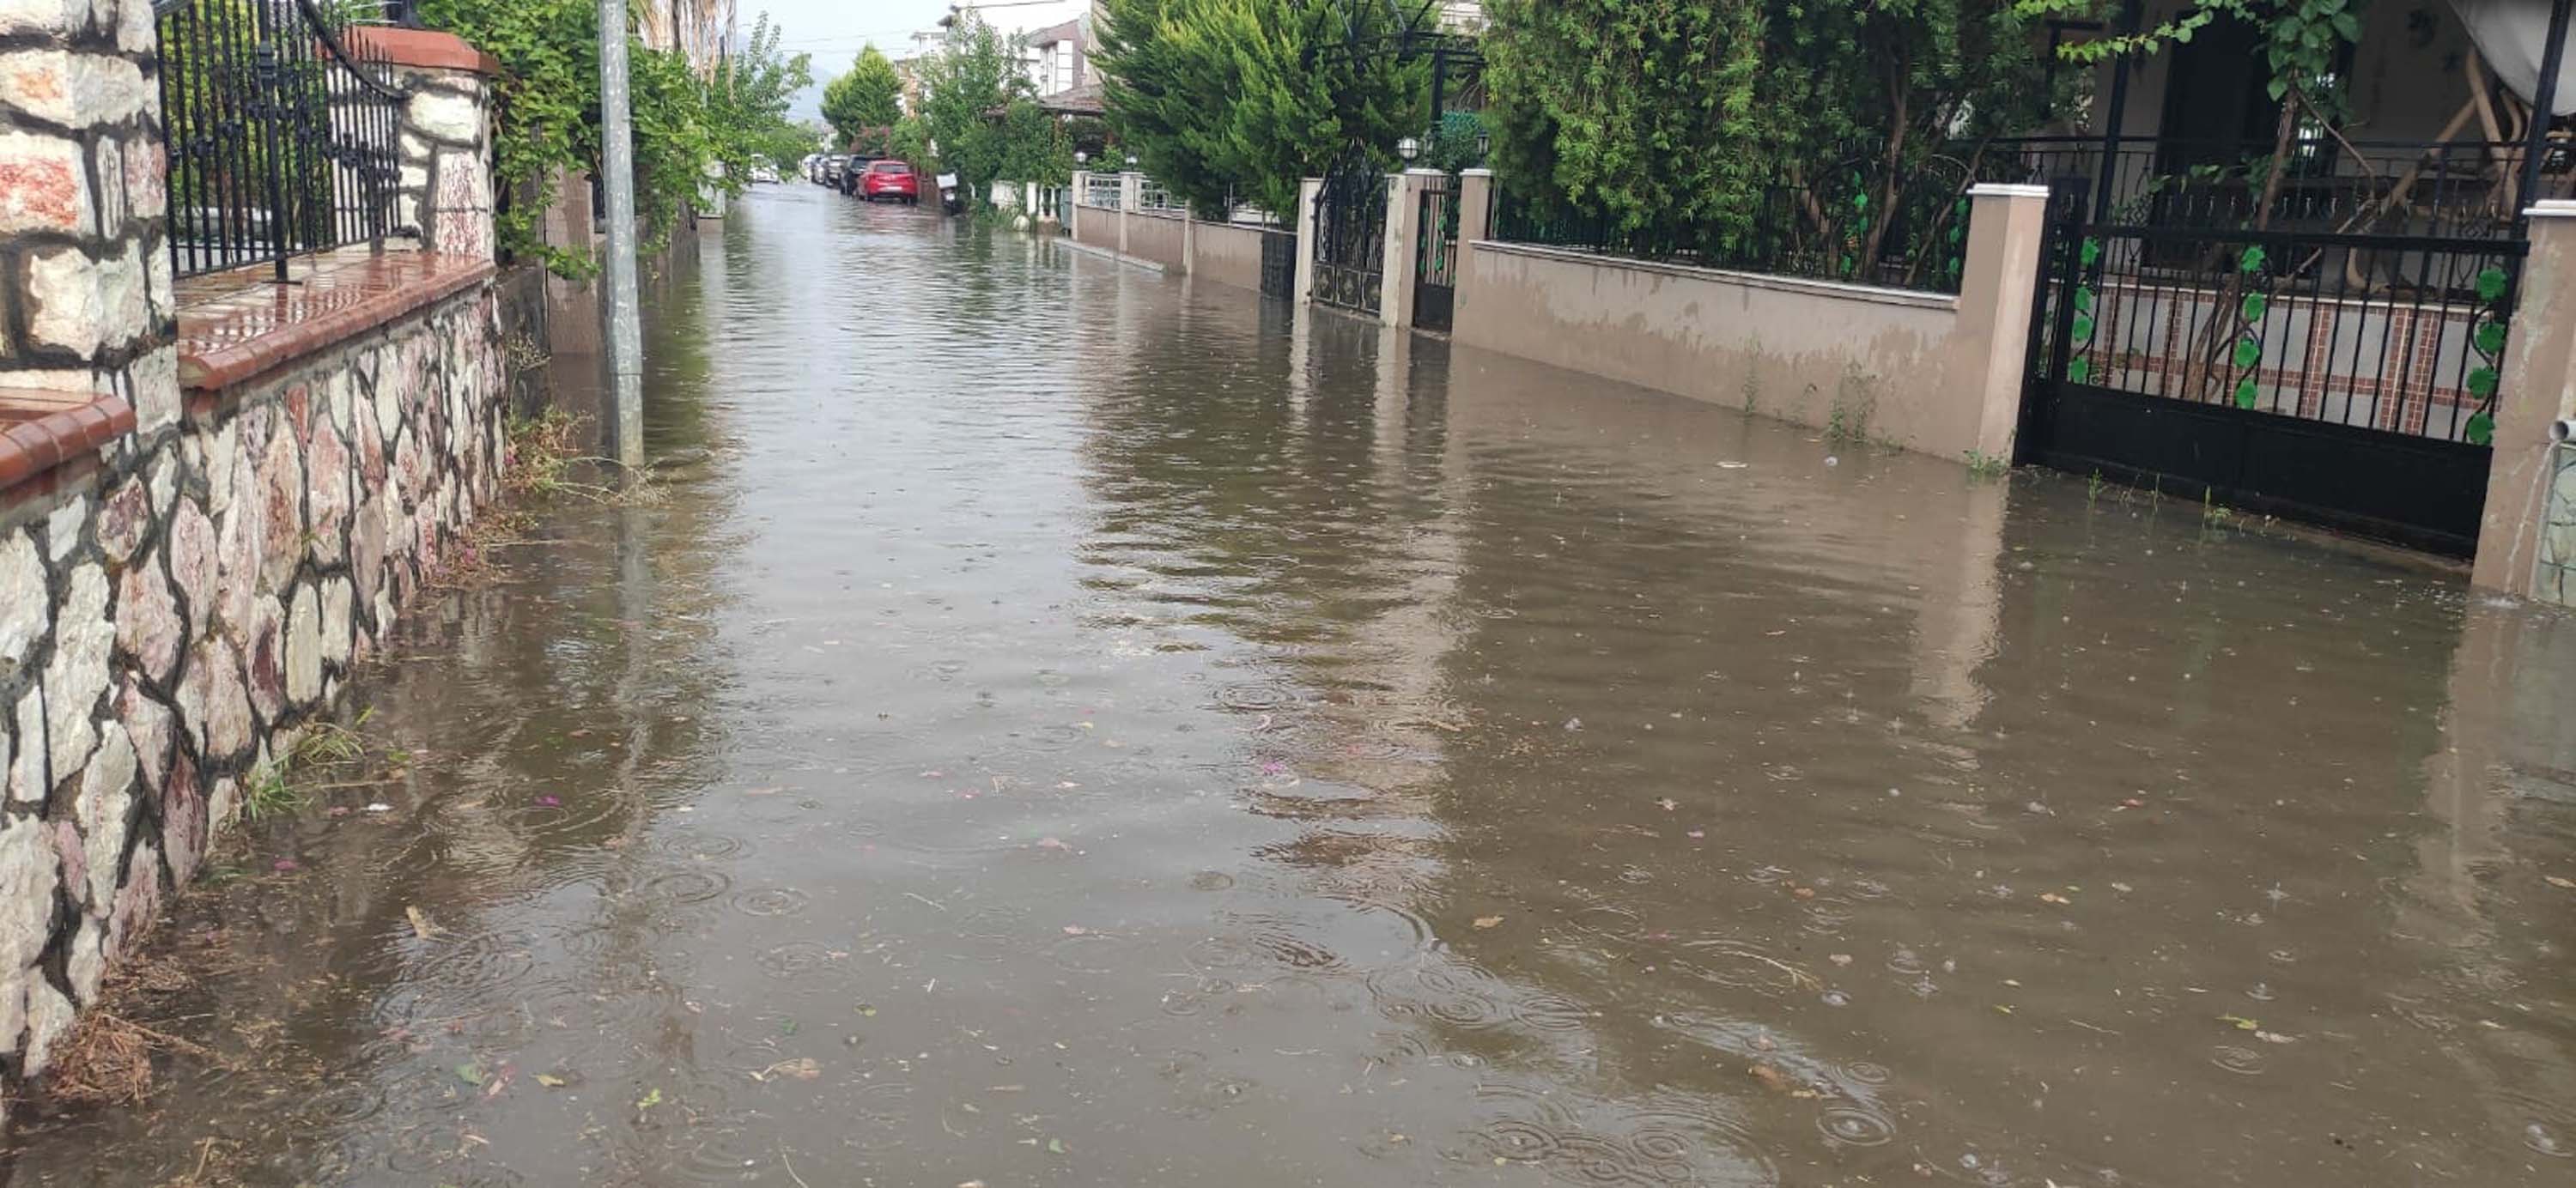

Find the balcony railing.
[{"left": 156, "top": 0, "right": 411, "bottom": 281}]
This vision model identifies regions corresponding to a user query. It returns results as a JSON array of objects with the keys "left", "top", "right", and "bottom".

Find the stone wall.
[
  {"left": 0, "top": 0, "right": 179, "bottom": 425},
  {"left": 0, "top": 13, "right": 516, "bottom": 1093}
]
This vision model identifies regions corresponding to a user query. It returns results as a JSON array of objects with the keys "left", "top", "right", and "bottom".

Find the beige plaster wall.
[
  {"left": 1449, "top": 186, "right": 2046, "bottom": 464},
  {"left": 1125, "top": 211, "right": 1188, "bottom": 269},
  {"left": 1072, "top": 204, "right": 1121, "bottom": 253},
  {"left": 1192, "top": 221, "right": 1270, "bottom": 293}
]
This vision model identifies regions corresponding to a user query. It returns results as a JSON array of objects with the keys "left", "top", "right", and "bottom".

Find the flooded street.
[{"left": 9, "top": 185, "right": 2576, "bottom": 1186}]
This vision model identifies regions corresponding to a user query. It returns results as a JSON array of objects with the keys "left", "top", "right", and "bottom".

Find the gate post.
[
  {"left": 1069, "top": 170, "right": 1085, "bottom": 239},
  {"left": 1456, "top": 168, "right": 1493, "bottom": 327},
  {"left": 1294, "top": 177, "right": 1321, "bottom": 306},
  {"left": 1381, "top": 171, "right": 1435, "bottom": 328},
  {"left": 1954, "top": 184, "right": 2055, "bottom": 464},
  {"left": 2474, "top": 200, "right": 2576, "bottom": 603},
  {"left": 1119, "top": 171, "right": 1142, "bottom": 256}
]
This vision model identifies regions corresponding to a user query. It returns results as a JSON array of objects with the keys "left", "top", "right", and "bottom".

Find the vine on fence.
[{"left": 2465, "top": 264, "right": 2511, "bottom": 446}]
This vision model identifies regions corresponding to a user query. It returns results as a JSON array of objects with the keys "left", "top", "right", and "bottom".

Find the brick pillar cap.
[{"left": 345, "top": 27, "right": 501, "bottom": 76}]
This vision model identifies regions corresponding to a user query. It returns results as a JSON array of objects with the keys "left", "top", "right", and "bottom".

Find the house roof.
[
  {"left": 1023, "top": 16, "right": 1084, "bottom": 47},
  {"left": 1034, "top": 82, "right": 1104, "bottom": 116}
]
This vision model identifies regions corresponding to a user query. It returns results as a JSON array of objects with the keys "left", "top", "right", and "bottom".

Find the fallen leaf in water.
[
  {"left": 455, "top": 1062, "right": 486, "bottom": 1087},
  {"left": 536, "top": 1073, "right": 568, "bottom": 1088},
  {"left": 1828, "top": 954, "right": 1853, "bottom": 966},
  {"left": 2546, "top": 876, "right": 2576, "bottom": 890},
  {"left": 2254, "top": 1030, "right": 2299, "bottom": 1045},
  {"left": 2039, "top": 892, "right": 2071, "bottom": 906},
  {"left": 271, "top": 858, "right": 300, "bottom": 873},
  {"left": 2220, "top": 1015, "right": 2260, "bottom": 1031},
  {"left": 482, "top": 1064, "right": 516, "bottom": 1100},
  {"left": 1656, "top": 798, "right": 1678, "bottom": 811},
  {"left": 751, "top": 1058, "right": 822, "bottom": 1082},
  {"left": 1791, "top": 887, "right": 1816, "bottom": 900},
  {"left": 636, "top": 1088, "right": 664, "bottom": 1110},
  {"left": 405, "top": 906, "right": 440, "bottom": 940},
  {"left": 535, "top": 795, "right": 561, "bottom": 808},
  {"left": 1062, "top": 924, "right": 1089, "bottom": 936},
  {"left": 1037, "top": 837, "right": 1072, "bottom": 851},
  {"left": 1472, "top": 916, "right": 1504, "bottom": 930},
  {"left": 1047, "top": 1138, "right": 1066, "bottom": 1155}
]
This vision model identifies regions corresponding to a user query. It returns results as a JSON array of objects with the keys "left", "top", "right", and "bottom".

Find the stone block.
[
  {"left": 0, "top": 528, "right": 44, "bottom": 671},
  {"left": 243, "top": 593, "right": 283, "bottom": 721},
  {"left": 21, "top": 246, "right": 101, "bottom": 356},
  {"left": 177, "top": 635, "right": 250, "bottom": 761},
  {"left": 320, "top": 575, "right": 352, "bottom": 665},
  {"left": 93, "top": 474, "right": 146, "bottom": 563},
  {"left": 89, "top": 134, "right": 121, "bottom": 232},
  {"left": 0, "top": 128, "right": 85, "bottom": 235},
  {"left": 129, "top": 343, "right": 178, "bottom": 433},
  {"left": 105, "top": 839, "right": 157, "bottom": 961},
  {"left": 116, "top": 679, "right": 169, "bottom": 790},
  {"left": 113, "top": 555, "right": 178, "bottom": 682},
  {"left": 42, "top": 562, "right": 110, "bottom": 783},
  {"left": 167, "top": 497, "right": 215, "bottom": 636},
  {"left": 120, "top": 133, "right": 161, "bottom": 220},
  {"left": 21, "top": 979, "right": 72, "bottom": 1079},
  {"left": 115, "top": 0, "right": 151, "bottom": 52},
  {"left": 0, "top": 811, "right": 57, "bottom": 977},
  {"left": 285, "top": 582, "right": 320, "bottom": 704},
  {"left": 96, "top": 239, "right": 147, "bottom": 349},
  {"left": 71, "top": 720, "right": 131, "bottom": 910},
  {"left": 407, "top": 89, "right": 479, "bottom": 144},
  {"left": 0, "top": 0, "right": 76, "bottom": 37},
  {"left": 306, "top": 416, "right": 350, "bottom": 564},
  {"left": 7, "top": 689, "right": 40, "bottom": 803},
  {"left": 160, "top": 754, "right": 204, "bottom": 884},
  {"left": 70, "top": 52, "right": 145, "bottom": 126},
  {"left": 43, "top": 491, "right": 82, "bottom": 561},
  {"left": 0, "top": 49, "right": 71, "bottom": 124},
  {"left": 254, "top": 426, "right": 301, "bottom": 591}
]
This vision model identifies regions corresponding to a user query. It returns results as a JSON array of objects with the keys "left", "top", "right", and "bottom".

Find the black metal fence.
[
  {"left": 156, "top": 0, "right": 410, "bottom": 281},
  {"left": 1979, "top": 135, "right": 2559, "bottom": 240},
  {"left": 1488, "top": 174, "right": 1978, "bottom": 295},
  {"left": 2050, "top": 221, "right": 2524, "bottom": 446}
]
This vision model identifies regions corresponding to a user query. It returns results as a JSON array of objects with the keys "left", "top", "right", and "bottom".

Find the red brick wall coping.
[
  {"left": 343, "top": 27, "right": 501, "bottom": 76},
  {"left": 0, "top": 391, "right": 136, "bottom": 495},
  {"left": 177, "top": 252, "right": 498, "bottom": 393}
]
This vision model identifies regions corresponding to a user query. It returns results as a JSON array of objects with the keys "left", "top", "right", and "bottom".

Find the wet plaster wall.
[
  {"left": 1449, "top": 186, "right": 2047, "bottom": 465},
  {"left": 1188, "top": 221, "right": 1268, "bottom": 293},
  {"left": 0, "top": 284, "right": 506, "bottom": 1087}
]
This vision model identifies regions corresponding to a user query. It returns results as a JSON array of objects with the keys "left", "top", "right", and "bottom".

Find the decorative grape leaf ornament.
[{"left": 2465, "top": 264, "right": 2512, "bottom": 446}]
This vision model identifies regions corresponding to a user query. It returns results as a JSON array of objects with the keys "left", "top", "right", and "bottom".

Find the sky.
[{"left": 752, "top": 0, "right": 1077, "bottom": 119}]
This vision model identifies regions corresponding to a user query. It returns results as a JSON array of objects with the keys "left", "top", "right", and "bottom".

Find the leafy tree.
[
  {"left": 1484, "top": 0, "right": 2043, "bottom": 272},
  {"left": 823, "top": 45, "right": 905, "bottom": 146},
  {"left": 2014, "top": 0, "right": 2368, "bottom": 227},
  {"left": 708, "top": 16, "right": 817, "bottom": 174},
  {"left": 1095, "top": 0, "right": 1428, "bottom": 217},
  {"left": 910, "top": 12, "right": 1074, "bottom": 199},
  {"left": 416, "top": 1, "right": 811, "bottom": 276}
]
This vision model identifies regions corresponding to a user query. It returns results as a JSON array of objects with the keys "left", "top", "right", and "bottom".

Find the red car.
[{"left": 856, "top": 160, "right": 920, "bottom": 204}]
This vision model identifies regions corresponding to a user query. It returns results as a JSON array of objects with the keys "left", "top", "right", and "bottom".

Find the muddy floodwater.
[{"left": 7, "top": 187, "right": 2574, "bottom": 1187}]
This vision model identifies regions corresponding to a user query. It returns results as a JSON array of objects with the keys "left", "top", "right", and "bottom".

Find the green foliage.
[
  {"left": 1095, "top": 0, "right": 1428, "bottom": 218},
  {"left": 1483, "top": 0, "right": 2043, "bottom": 260},
  {"left": 1425, "top": 110, "right": 1487, "bottom": 174},
  {"left": 823, "top": 45, "right": 904, "bottom": 146},
  {"left": 414, "top": 3, "right": 810, "bottom": 278},
  {"left": 2017, "top": 0, "right": 2366, "bottom": 123},
  {"left": 909, "top": 12, "right": 1074, "bottom": 197}
]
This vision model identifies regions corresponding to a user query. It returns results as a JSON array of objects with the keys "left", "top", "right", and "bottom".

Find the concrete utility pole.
[{"left": 598, "top": 0, "right": 647, "bottom": 469}]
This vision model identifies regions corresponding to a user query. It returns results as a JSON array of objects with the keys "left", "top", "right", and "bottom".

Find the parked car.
[
  {"left": 818, "top": 155, "right": 848, "bottom": 187},
  {"left": 750, "top": 164, "right": 781, "bottom": 185},
  {"left": 856, "top": 160, "right": 920, "bottom": 204}
]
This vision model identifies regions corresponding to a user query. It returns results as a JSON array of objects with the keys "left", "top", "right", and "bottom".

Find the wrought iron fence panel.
[{"left": 157, "top": 0, "right": 410, "bottom": 281}]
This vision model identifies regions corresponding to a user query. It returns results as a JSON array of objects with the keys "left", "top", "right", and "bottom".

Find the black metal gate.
[
  {"left": 1313, "top": 147, "right": 1388, "bottom": 316},
  {"left": 1260, "top": 227, "right": 1297, "bottom": 299},
  {"left": 1413, "top": 174, "right": 1459, "bottom": 331},
  {"left": 2016, "top": 182, "right": 2521, "bottom": 558}
]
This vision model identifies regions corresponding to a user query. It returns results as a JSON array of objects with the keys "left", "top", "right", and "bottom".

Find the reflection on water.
[{"left": 5, "top": 187, "right": 2573, "bottom": 1187}]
